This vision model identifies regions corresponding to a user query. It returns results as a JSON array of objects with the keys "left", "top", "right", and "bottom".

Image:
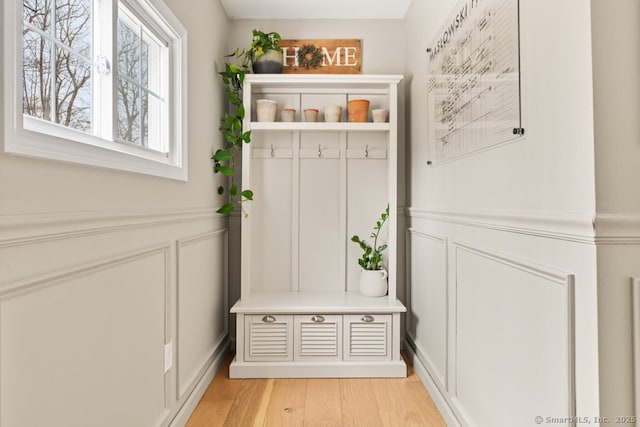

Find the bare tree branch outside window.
[{"left": 22, "top": 0, "right": 92, "bottom": 132}]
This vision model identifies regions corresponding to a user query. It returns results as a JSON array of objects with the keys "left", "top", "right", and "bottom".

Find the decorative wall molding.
[
  {"left": 406, "top": 228, "right": 448, "bottom": 390},
  {"left": 408, "top": 208, "right": 640, "bottom": 245},
  {"left": 594, "top": 214, "right": 640, "bottom": 244},
  {"left": 0, "top": 243, "right": 171, "bottom": 299},
  {"left": 407, "top": 208, "right": 596, "bottom": 244},
  {"left": 0, "top": 207, "right": 225, "bottom": 248},
  {"left": 0, "top": 243, "right": 172, "bottom": 423},
  {"left": 452, "top": 241, "right": 576, "bottom": 425},
  {"left": 176, "top": 229, "right": 229, "bottom": 401}
]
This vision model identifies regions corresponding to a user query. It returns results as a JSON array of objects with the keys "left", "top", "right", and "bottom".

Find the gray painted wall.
[{"left": 0, "top": 0, "right": 232, "bottom": 425}]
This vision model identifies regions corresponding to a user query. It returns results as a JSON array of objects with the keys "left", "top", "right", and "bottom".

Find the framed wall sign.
[{"left": 280, "top": 39, "right": 362, "bottom": 74}]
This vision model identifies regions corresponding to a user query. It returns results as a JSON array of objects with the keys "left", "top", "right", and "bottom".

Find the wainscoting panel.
[
  {"left": 407, "top": 229, "right": 448, "bottom": 391},
  {"left": 177, "top": 229, "right": 229, "bottom": 400},
  {"left": 453, "top": 242, "right": 575, "bottom": 427},
  {"left": 0, "top": 245, "right": 171, "bottom": 427}
]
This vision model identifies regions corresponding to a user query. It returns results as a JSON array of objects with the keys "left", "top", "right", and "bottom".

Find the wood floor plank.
[
  {"left": 222, "top": 379, "right": 270, "bottom": 426},
  {"left": 302, "top": 378, "right": 343, "bottom": 427},
  {"left": 186, "top": 353, "right": 446, "bottom": 427},
  {"left": 372, "top": 377, "right": 445, "bottom": 427},
  {"left": 339, "top": 378, "right": 384, "bottom": 427},
  {"left": 263, "top": 378, "right": 308, "bottom": 426}
]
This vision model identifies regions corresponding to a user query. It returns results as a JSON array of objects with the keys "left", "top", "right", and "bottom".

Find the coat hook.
[
  {"left": 270, "top": 144, "right": 275, "bottom": 157},
  {"left": 318, "top": 144, "right": 322, "bottom": 158},
  {"left": 365, "top": 145, "right": 369, "bottom": 158}
]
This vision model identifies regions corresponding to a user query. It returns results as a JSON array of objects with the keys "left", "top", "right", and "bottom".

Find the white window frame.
[{"left": 2, "top": 0, "right": 188, "bottom": 181}]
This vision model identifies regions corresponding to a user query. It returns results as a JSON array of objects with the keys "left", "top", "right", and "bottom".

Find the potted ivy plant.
[
  {"left": 231, "top": 29, "right": 283, "bottom": 74},
  {"left": 213, "top": 29, "right": 283, "bottom": 215},
  {"left": 351, "top": 205, "right": 390, "bottom": 297},
  {"left": 213, "top": 60, "right": 253, "bottom": 215},
  {"left": 249, "top": 29, "right": 282, "bottom": 73}
]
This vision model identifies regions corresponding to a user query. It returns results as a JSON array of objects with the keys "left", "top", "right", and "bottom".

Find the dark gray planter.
[{"left": 252, "top": 49, "right": 284, "bottom": 74}]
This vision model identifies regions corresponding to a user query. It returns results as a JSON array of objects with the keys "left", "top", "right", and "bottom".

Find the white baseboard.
[
  {"left": 404, "top": 341, "right": 461, "bottom": 427},
  {"left": 168, "top": 340, "right": 231, "bottom": 427}
]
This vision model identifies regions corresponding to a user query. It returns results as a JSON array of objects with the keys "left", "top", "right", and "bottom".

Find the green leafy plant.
[
  {"left": 213, "top": 30, "right": 281, "bottom": 215},
  {"left": 213, "top": 61, "right": 253, "bottom": 215},
  {"left": 231, "top": 29, "right": 282, "bottom": 69},
  {"left": 250, "top": 29, "right": 282, "bottom": 60},
  {"left": 351, "top": 204, "right": 390, "bottom": 270}
]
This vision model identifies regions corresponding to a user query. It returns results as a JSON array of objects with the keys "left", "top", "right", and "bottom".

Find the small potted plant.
[
  {"left": 233, "top": 29, "right": 283, "bottom": 74},
  {"left": 351, "top": 205, "right": 390, "bottom": 297}
]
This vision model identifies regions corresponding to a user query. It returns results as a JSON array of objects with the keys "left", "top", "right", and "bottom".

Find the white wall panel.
[
  {"left": 454, "top": 243, "right": 574, "bottom": 427},
  {"left": 407, "top": 229, "right": 448, "bottom": 390},
  {"left": 299, "top": 133, "right": 342, "bottom": 292},
  {"left": 249, "top": 135, "right": 294, "bottom": 292},
  {"left": 177, "top": 230, "right": 228, "bottom": 399},
  {"left": 0, "top": 245, "right": 170, "bottom": 427}
]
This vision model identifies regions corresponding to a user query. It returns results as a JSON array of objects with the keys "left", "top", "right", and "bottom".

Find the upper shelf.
[
  {"left": 249, "top": 122, "right": 391, "bottom": 132},
  {"left": 244, "top": 74, "right": 404, "bottom": 90}
]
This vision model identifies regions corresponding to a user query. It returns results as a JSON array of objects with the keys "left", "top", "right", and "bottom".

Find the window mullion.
[
  {"left": 94, "top": 0, "right": 116, "bottom": 141},
  {"left": 138, "top": 24, "right": 147, "bottom": 148},
  {"left": 49, "top": 0, "right": 57, "bottom": 123}
]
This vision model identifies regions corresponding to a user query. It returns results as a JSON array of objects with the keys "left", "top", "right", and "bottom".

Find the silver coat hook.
[
  {"left": 365, "top": 145, "right": 369, "bottom": 158},
  {"left": 270, "top": 144, "right": 275, "bottom": 157},
  {"left": 318, "top": 144, "right": 322, "bottom": 157}
]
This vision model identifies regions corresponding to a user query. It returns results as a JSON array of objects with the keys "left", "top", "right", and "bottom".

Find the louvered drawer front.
[
  {"left": 244, "top": 315, "right": 293, "bottom": 361},
  {"left": 344, "top": 314, "right": 392, "bottom": 360},
  {"left": 294, "top": 315, "right": 342, "bottom": 360}
]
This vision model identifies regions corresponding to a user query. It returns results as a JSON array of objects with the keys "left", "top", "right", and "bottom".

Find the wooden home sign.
[{"left": 279, "top": 39, "right": 362, "bottom": 74}]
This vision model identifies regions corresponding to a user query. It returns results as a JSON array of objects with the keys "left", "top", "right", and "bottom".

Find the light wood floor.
[{"left": 186, "top": 354, "right": 446, "bottom": 427}]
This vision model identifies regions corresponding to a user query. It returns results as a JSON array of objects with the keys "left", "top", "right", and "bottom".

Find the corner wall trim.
[
  {"left": 404, "top": 340, "right": 461, "bottom": 427},
  {"left": 168, "top": 341, "right": 230, "bottom": 427},
  {"left": 633, "top": 278, "right": 640, "bottom": 420}
]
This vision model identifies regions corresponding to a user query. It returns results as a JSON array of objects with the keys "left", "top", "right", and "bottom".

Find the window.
[{"left": 3, "top": 0, "right": 187, "bottom": 180}]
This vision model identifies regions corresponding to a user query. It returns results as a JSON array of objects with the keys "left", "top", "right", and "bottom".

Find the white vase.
[
  {"left": 359, "top": 269, "right": 388, "bottom": 297},
  {"left": 256, "top": 99, "right": 277, "bottom": 122},
  {"left": 372, "top": 108, "right": 389, "bottom": 123},
  {"left": 324, "top": 105, "right": 343, "bottom": 122}
]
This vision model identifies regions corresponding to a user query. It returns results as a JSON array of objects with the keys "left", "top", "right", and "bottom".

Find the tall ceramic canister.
[
  {"left": 256, "top": 99, "right": 277, "bottom": 122},
  {"left": 347, "top": 99, "right": 370, "bottom": 122}
]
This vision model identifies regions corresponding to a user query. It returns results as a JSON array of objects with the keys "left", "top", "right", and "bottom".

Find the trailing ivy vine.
[{"left": 213, "top": 61, "right": 253, "bottom": 215}]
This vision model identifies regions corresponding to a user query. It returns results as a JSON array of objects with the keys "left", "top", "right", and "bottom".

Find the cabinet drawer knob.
[
  {"left": 361, "top": 315, "right": 375, "bottom": 323},
  {"left": 262, "top": 315, "right": 276, "bottom": 323},
  {"left": 311, "top": 315, "right": 325, "bottom": 323}
]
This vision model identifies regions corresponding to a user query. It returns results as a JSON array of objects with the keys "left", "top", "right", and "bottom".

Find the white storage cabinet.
[{"left": 230, "top": 74, "right": 406, "bottom": 378}]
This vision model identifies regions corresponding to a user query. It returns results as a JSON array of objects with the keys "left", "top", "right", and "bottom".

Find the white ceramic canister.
[
  {"left": 324, "top": 105, "right": 343, "bottom": 122},
  {"left": 281, "top": 108, "right": 296, "bottom": 122},
  {"left": 256, "top": 99, "right": 277, "bottom": 122},
  {"left": 372, "top": 108, "right": 389, "bottom": 123}
]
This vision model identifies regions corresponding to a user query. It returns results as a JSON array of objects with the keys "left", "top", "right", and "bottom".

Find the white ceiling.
[{"left": 220, "top": 0, "right": 412, "bottom": 20}]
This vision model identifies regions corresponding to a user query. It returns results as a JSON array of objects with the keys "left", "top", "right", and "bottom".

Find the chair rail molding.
[
  {"left": 0, "top": 207, "right": 224, "bottom": 248},
  {"left": 407, "top": 207, "right": 596, "bottom": 244},
  {"left": 594, "top": 214, "right": 640, "bottom": 244}
]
